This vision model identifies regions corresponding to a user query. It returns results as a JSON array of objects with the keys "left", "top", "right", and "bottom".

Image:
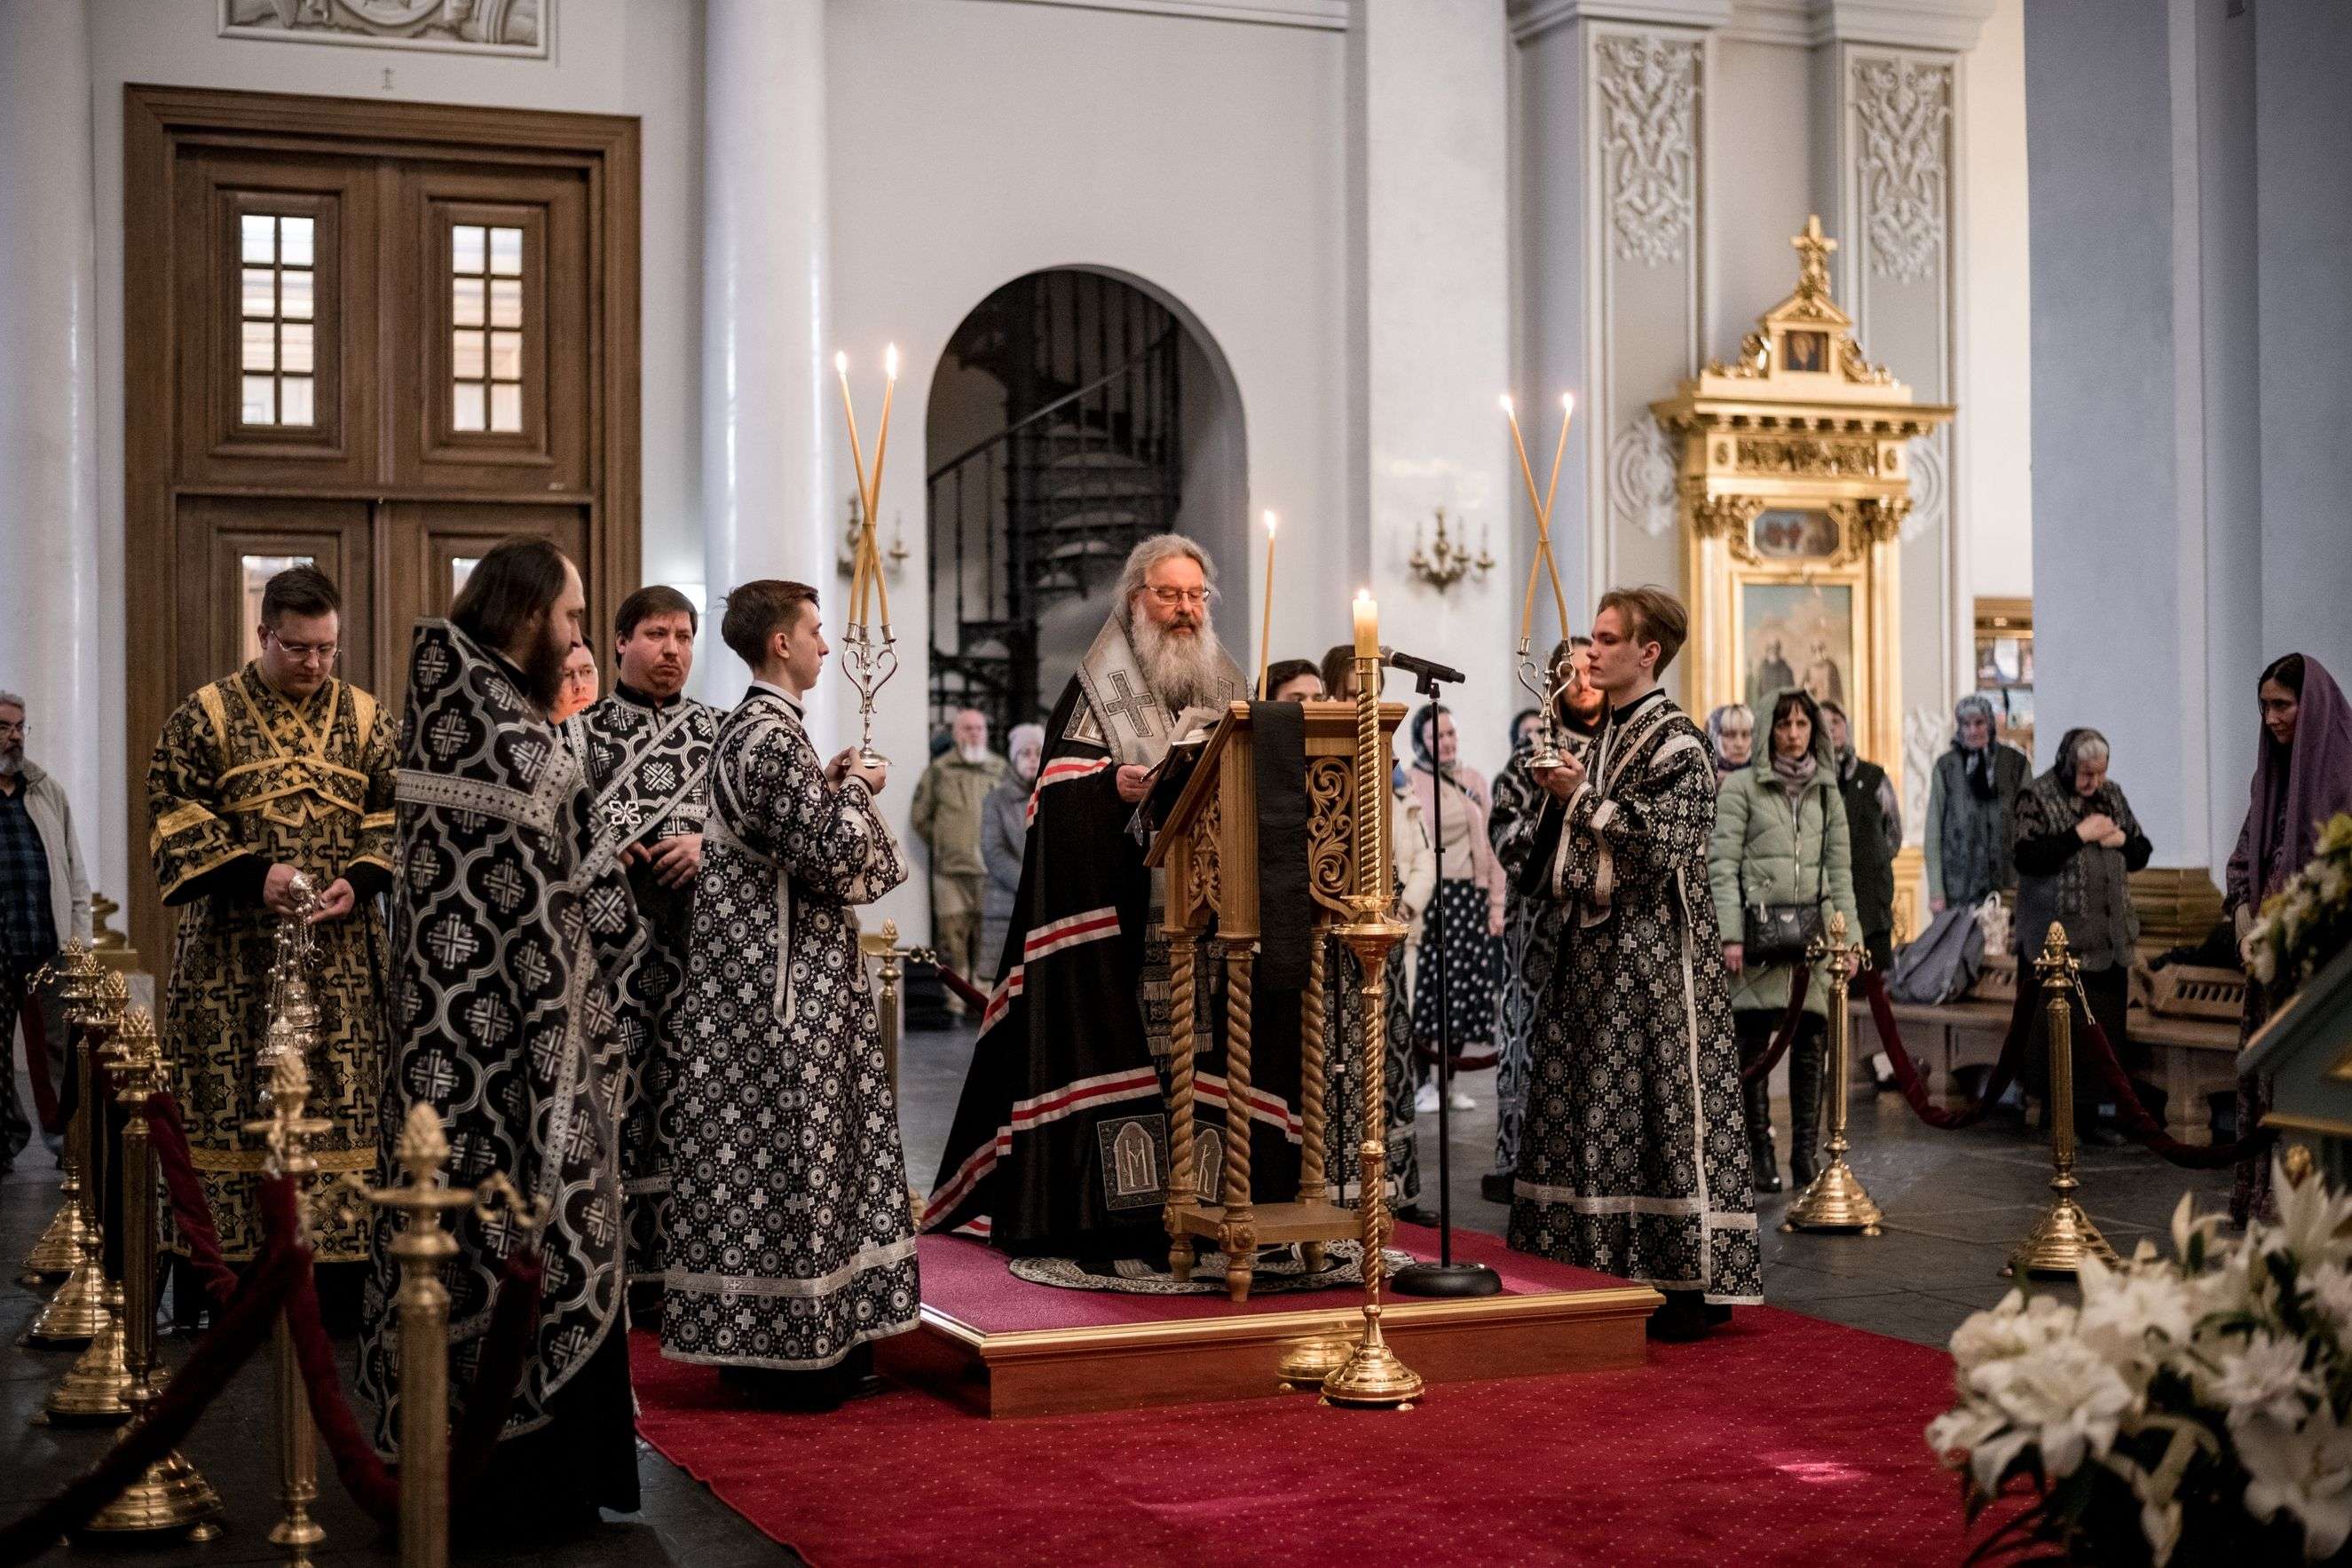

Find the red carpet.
[{"left": 631, "top": 1304, "right": 1984, "bottom": 1566}]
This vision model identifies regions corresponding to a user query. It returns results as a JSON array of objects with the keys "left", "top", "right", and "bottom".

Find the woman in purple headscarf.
[{"left": 2228, "top": 652, "right": 2352, "bottom": 1225}]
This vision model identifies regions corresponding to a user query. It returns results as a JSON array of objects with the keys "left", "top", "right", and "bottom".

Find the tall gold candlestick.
[{"left": 1255, "top": 510, "right": 1279, "bottom": 699}]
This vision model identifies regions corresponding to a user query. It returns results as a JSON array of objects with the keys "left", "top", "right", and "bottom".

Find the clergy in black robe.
[
  {"left": 1508, "top": 588, "right": 1760, "bottom": 1340},
  {"left": 926, "top": 534, "right": 1271, "bottom": 1257},
  {"left": 562, "top": 585, "right": 720, "bottom": 1292},
  {"left": 660, "top": 580, "right": 916, "bottom": 1384},
  {"left": 359, "top": 540, "right": 644, "bottom": 1522}
]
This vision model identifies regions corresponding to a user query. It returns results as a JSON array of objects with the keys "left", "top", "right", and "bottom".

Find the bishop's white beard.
[
  {"left": 1130, "top": 615, "right": 1227, "bottom": 714},
  {"left": 958, "top": 743, "right": 989, "bottom": 766}
]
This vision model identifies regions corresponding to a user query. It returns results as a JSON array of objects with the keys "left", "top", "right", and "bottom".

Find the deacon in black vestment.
[{"left": 927, "top": 534, "right": 1315, "bottom": 1259}]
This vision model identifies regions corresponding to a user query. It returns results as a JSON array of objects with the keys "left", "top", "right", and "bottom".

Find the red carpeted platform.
[
  {"left": 878, "top": 1225, "right": 1661, "bottom": 1416},
  {"left": 631, "top": 1305, "right": 1980, "bottom": 1566}
]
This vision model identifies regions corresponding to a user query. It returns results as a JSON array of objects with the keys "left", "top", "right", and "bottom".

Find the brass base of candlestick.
[
  {"left": 21, "top": 1192, "right": 90, "bottom": 1282},
  {"left": 44, "top": 1285, "right": 134, "bottom": 1423},
  {"left": 80, "top": 1447, "right": 224, "bottom": 1540},
  {"left": 1319, "top": 1310, "right": 1423, "bottom": 1410},
  {"left": 1780, "top": 1158, "right": 1884, "bottom": 1233},
  {"left": 1276, "top": 1331, "right": 1357, "bottom": 1390},
  {"left": 2003, "top": 1195, "right": 2119, "bottom": 1279},
  {"left": 25, "top": 1255, "right": 110, "bottom": 1345}
]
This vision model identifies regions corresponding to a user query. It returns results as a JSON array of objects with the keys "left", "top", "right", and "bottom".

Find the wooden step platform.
[{"left": 878, "top": 1225, "right": 1661, "bottom": 1419}]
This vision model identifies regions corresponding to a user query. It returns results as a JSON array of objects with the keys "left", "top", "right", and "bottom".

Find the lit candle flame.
[
  {"left": 1264, "top": 509, "right": 1277, "bottom": 538},
  {"left": 1561, "top": 391, "right": 1575, "bottom": 416},
  {"left": 1497, "top": 393, "right": 1515, "bottom": 415},
  {"left": 834, "top": 351, "right": 848, "bottom": 375},
  {"left": 885, "top": 343, "right": 900, "bottom": 381}
]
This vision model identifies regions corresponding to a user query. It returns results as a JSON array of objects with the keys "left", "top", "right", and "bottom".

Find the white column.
[
  {"left": 1351, "top": 0, "right": 1516, "bottom": 758},
  {"left": 700, "top": 0, "right": 836, "bottom": 729},
  {"left": 0, "top": 0, "right": 105, "bottom": 883}
]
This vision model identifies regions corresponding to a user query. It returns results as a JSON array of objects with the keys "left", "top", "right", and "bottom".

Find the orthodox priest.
[
  {"left": 660, "top": 579, "right": 918, "bottom": 1397},
  {"left": 926, "top": 533, "right": 1253, "bottom": 1259},
  {"left": 1508, "top": 587, "right": 1760, "bottom": 1342},
  {"left": 359, "top": 539, "right": 644, "bottom": 1526},
  {"left": 562, "top": 585, "right": 718, "bottom": 1299},
  {"left": 147, "top": 564, "right": 393, "bottom": 1285}
]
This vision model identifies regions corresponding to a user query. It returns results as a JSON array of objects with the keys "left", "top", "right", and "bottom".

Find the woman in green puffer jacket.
[{"left": 1708, "top": 688, "right": 1859, "bottom": 1194}]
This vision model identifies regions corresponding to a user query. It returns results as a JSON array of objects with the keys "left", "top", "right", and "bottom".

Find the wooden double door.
[{"left": 125, "top": 86, "right": 641, "bottom": 960}]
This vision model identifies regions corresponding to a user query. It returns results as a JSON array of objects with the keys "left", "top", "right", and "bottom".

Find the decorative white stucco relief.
[
  {"left": 1852, "top": 56, "right": 1952, "bottom": 285},
  {"left": 1596, "top": 34, "right": 1701, "bottom": 268},
  {"left": 1609, "top": 414, "right": 1680, "bottom": 540}
]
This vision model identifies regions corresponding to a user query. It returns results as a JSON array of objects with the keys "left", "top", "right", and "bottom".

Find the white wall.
[
  {"left": 81, "top": 0, "right": 706, "bottom": 896},
  {"left": 1957, "top": 0, "right": 2032, "bottom": 602},
  {"left": 825, "top": 0, "right": 1350, "bottom": 933}
]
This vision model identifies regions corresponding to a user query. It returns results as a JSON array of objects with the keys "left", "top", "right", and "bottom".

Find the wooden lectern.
[{"left": 1146, "top": 697, "right": 1405, "bottom": 1302}]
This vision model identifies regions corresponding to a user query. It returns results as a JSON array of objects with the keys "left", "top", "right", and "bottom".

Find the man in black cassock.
[
  {"left": 359, "top": 538, "right": 644, "bottom": 1529},
  {"left": 926, "top": 533, "right": 1292, "bottom": 1261},
  {"left": 561, "top": 584, "right": 718, "bottom": 1299}
]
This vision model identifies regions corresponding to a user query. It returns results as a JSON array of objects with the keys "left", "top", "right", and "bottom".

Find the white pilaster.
[
  {"left": 1351, "top": 0, "right": 1516, "bottom": 754},
  {"left": 700, "top": 0, "right": 836, "bottom": 726},
  {"left": 0, "top": 0, "right": 105, "bottom": 883}
]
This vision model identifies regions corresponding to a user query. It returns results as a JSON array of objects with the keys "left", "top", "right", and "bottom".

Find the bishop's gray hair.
[
  {"left": 0, "top": 689, "right": 24, "bottom": 712},
  {"left": 1113, "top": 534, "right": 1219, "bottom": 630}
]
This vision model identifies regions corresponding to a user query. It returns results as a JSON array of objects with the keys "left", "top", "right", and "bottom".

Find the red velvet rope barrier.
[
  {"left": 0, "top": 1178, "right": 304, "bottom": 1564},
  {"left": 144, "top": 1090, "right": 241, "bottom": 1309},
  {"left": 928, "top": 958, "right": 989, "bottom": 1013},
  {"left": 1738, "top": 965, "right": 1811, "bottom": 1085},
  {"left": 1860, "top": 970, "right": 2038, "bottom": 1131},
  {"left": 20, "top": 986, "right": 62, "bottom": 1136},
  {"left": 2072, "top": 1005, "right": 2273, "bottom": 1170}
]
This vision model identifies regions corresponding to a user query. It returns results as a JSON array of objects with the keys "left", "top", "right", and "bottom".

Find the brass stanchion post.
[
  {"left": 21, "top": 942, "right": 103, "bottom": 1284},
  {"left": 1780, "top": 911, "right": 1883, "bottom": 1234},
  {"left": 342, "top": 1105, "right": 545, "bottom": 1568},
  {"left": 81, "top": 1008, "right": 224, "bottom": 1540},
  {"left": 28, "top": 957, "right": 120, "bottom": 1345},
  {"left": 2005, "top": 926, "right": 2119, "bottom": 1278},
  {"left": 48, "top": 971, "right": 139, "bottom": 1419},
  {"left": 249, "top": 909, "right": 333, "bottom": 1564},
  {"left": 1322, "top": 649, "right": 1423, "bottom": 1411}
]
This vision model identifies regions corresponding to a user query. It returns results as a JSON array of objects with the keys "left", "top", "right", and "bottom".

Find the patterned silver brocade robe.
[
  {"left": 563, "top": 687, "right": 720, "bottom": 1284},
  {"left": 359, "top": 621, "right": 645, "bottom": 1450},
  {"left": 1507, "top": 690, "right": 1762, "bottom": 1304},
  {"left": 661, "top": 686, "right": 919, "bottom": 1370},
  {"left": 148, "top": 666, "right": 396, "bottom": 1262}
]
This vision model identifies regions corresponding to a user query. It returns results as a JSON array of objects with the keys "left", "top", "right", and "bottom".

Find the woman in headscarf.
[
  {"left": 1709, "top": 688, "right": 1859, "bottom": 1193},
  {"left": 1926, "top": 693, "right": 2031, "bottom": 913},
  {"left": 2227, "top": 654, "right": 2352, "bottom": 1224},
  {"left": 1405, "top": 701, "right": 1506, "bottom": 1115},
  {"left": 2011, "top": 728, "right": 2151, "bottom": 1144},
  {"left": 978, "top": 722, "right": 1046, "bottom": 982},
  {"left": 1706, "top": 702, "right": 1756, "bottom": 793},
  {"left": 1485, "top": 638, "right": 1601, "bottom": 1202}
]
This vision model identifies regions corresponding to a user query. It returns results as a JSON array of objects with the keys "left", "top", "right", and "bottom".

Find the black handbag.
[{"left": 1740, "top": 797, "right": 1828, "bottom": 965}]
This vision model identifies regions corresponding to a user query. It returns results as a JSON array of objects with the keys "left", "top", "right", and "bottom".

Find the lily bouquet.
[
  {"left": 2246, "top": 812, "right": 2352, "bottom": 997},
  {"left": 1930, "top": 1162, "right": 2352, "bottom": 1564}
]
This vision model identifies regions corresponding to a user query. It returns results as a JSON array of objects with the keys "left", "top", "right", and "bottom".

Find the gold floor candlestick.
[
  {"left": 2005, "top": 926, "right": 2120, "bottom": 1279},
  {"left": 1781, "top": 912, "right": 1883, "bottom": 1234},
  {"left": 22, "top": 942, "right": 105, "bottom": 1285},
  {"left": 249, "top": 991, "right": 335, "bottom": 1562},
  {"left": 48, "top": 973, "right": 138, "bottom": 1422},
  {"left": 82, "top": 1008, "right": 223, "bottom": 1541},
  {"left": 1321, "top": 647, "right": 1423, "bottom": 1411},
  {"left": 343, "top": 1105, "right": 545, "bottom": 1568},
  {"left": 28, "top": 966, "right": 125, "bottom": 1347}
]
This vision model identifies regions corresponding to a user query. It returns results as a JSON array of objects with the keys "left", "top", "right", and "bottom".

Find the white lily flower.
[
  {"left": 2206, "top": 1330, "right": 2324, "bottom": 1426},
  {"left": 1976, "top": 1340, "right": 2135, "bottom": 1477},
  {"left": 1950, "top": 1289, "right": 2078, "bottom": 1374},
  {"left": 2265, "top": 1164, "right": 2352, "bottom": 1270},
  {"left": 2241, "top": 1406, "right": 2352, "bottom": 1559}
]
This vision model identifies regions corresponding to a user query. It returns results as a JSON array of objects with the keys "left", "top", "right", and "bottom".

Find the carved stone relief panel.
[
  {"left": 1596, "top": 34, "right": 1701, "bottom": 269},
  {"left": 1851, "top": 56, "right": 1953, "bottom": 286}
]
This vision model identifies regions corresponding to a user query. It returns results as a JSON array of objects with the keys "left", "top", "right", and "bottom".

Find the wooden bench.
[{"left": 1848, "top": 995, "right": 2240, "bottom": 1139}]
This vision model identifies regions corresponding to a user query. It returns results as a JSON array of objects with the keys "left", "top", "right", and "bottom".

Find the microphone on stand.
[{"left": 1380, "top": 647, "right": 1465, "bottom": 687}]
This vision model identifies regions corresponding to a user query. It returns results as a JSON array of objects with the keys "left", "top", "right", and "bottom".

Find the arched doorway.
[{"left": 925, "top": 269, "right": 1245, "bottom": 740}]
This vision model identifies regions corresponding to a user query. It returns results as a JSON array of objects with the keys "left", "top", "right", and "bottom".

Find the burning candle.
[
  {"left": 1256, "top": 510, "right": 1278, "bottom": 700},
  {"left": 1353, "top": 587, "right": 1378, "bottom": 660}
]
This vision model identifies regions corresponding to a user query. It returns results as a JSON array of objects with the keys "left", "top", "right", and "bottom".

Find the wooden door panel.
[
  {"left": 379, "top": 501, "right": 589, "bottom": 706},
  {"left": 390, "top": 165, "right": 590, "bottom": 495},
  {"left": 173, "top": 149, "right": 377, "bottom": 486},
  {"left": 173, "top": 496, "right": 376, "bottom": 698}
]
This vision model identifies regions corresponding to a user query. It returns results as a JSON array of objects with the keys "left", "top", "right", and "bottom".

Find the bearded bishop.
[{"left": 926, "top": 533, "right": 1276, "bottom": 1260}]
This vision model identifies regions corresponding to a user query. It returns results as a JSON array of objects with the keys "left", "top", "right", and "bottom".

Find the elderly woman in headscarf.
[
  {"left": 1709, "top": 688, "right": 1859, "bottom": 1192},
  {"left": 2010, "top": 727, "right": 2152, "bottom": 1144},
  {"left": 1706, "top": 702, "right": 1756, "bottom": 793},
  {"left": 1405, "top": 701, "right": 1506, "bottom": 1115},
  {"left": 2227, "top": 653, "right": 2352, "bottom": 1224},
  {"left": 978, "top": 721, "right": 1046, "bottom": 982},
  {"left": 1927, "top": 693, "right": 2031, "bottom": 914}
]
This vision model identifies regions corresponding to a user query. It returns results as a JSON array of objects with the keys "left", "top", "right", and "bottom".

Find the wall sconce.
[
  {"left": 1406, "top": 508, "right": 1492, "bottom": 593},
  {"left": 836, "top": 493, "right": 910, "bottom": 583}
]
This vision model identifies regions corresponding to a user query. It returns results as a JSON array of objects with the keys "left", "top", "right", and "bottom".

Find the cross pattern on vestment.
[{"left": 1101, "top": 669, "right": 1164, "bottom": 737}]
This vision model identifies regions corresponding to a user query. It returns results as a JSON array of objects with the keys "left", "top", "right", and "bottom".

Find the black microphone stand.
[{"left": 1389, "top": 658, "right": 1501, "bottom": 1299}]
